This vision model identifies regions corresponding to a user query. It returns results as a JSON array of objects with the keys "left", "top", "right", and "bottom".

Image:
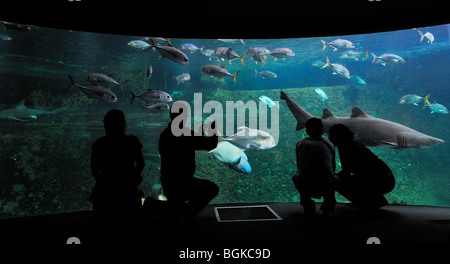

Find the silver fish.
[
  {"left": 399, "top": 94, "right": 424, "bottom": 105},
  {"left": 222, "top": 126, "right": 277, "bottom": 150},
  {"left": 201, "top": 64, "right": 240, "bottom": 84},
  {"left": 68, "top": 75, "right": 118, "bottom": 103},
  {"left": 214, "top": 47, "right": 243, "bottom": 64},
  {"left": 172, "top": 73, "right": 191, "bottom": 85},
  {"left": 321, "top": 57, "right": 350, "bottom": 79},
  {"left": 0, "top": 33, "right": 12, "bottom": 41},
  {"left": 321, "top": 39, "right": 355, "bottom": 51},
  {"left": 267, "top": 48, "right": 295, "bottom": 60},
  {"left": 371, "top": 53, "right": 405, "bottom": 66},
  {"left": 417, "top": 30, "right": 434, "bottom": 44},
  {"left": 150, "top": 40, "right": 189, "bottom": 65},
  {"left": 211, "top": 141, "right": 252, "bottom": 174},
  {"left": 140, "top": 103, "right": 170, "bottom": 113},
  {"left": 243, "top": 47, "right": 267, "bottom": 67},
  {"left": 85, "top": 73, "right": 129, "bottom": 92},
  {"left": 129, "top": 89, "right": 172, "bottom": 105},
  {"left": 147, "top": 65, "right": 153, "bottom": 80},
  {"left": 128, "top": 40, "right": 151, "bottom": 49},
  {"left": 254, "top": 69, "right": 277, "bottom": 79}
]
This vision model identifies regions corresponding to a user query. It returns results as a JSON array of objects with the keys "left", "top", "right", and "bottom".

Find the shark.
[
  {"left": 0, "top": 99, "right": 66, "bottom": 121},
  {"left": 280, "top": 91, "right": 444, "bottom": 149}
]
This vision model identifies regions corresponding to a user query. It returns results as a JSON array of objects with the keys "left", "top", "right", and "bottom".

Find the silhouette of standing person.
[
  {"left": 328, "top": 124, "right": 395, "bottom": 210},
  {"left": 293, "top": 118, "right": 338, "bottom": 218},
  {"left": 90, "top": 109, "right": 145, "bottom": 220},
  {"left": 159, "top": 103, "right": 219, "bottom": 218}
]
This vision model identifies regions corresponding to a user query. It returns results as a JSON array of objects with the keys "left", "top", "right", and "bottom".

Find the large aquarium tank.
[{"left": 0, "top": 21, "right": 449, "bottom": 219}]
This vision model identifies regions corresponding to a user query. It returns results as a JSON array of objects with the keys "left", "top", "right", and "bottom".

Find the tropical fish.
[
  {"left": 180, "top": 43, "right": 203, "bottom": 53},
  {"left": 321, "top": 39, "right": 355, "bottom": 51},
  {"left": 417, "top": 30, "right": 434, "bottom": 44},
  {"left": 211, "top": 141, "right": 252, "bottom": 174},
  {"left": 85, "top": 73, "right": 129, "bottom": 92},
  {"left": 371, "top": 52, "right": 405, "bottom": 66},
  {"left": 140, "top": 103, "right": 170, "bottom": 114},
  {"left": 259, "top": 95, "right": 278, "bottom": 108},
  {"left": 129, "top": 89, "right": 172, "bottom": 105},
  {"left": 150, "top": 40, "right": 189, "bottom": 65},
  {"left": 339, "top": 50, "right": 368, "bottom": 61},
  {"left": 315, "top": 88, "right": 328, "bottom": 101},
  {"left": 0, "top": 99, "right": 66, "bottom": 121},
  {"left": 201, "top": 64, "right": 239, "bottom": 84},
  {"left": 147, "top": 65, "right": 153, "bottom": 80},
  {"left": 349, "top": 75, "right": 366, "bottom": 85},
  {"left": 399, "top": 94, "right": 425, "bottom": 105},
  {"left": 281, "top": 91, "right": 444, "bottom": 149},
  {"left": 68, "top": 75, "right": 118, "bottom": 103},
  {"left": 214, "top": 47, "right": 243, "bottom": 64},
  {"left": 321, "top": 57, "right": 350, "bottom": 79},
  {"left": 172, "top": 73, "right": 191, "bottom": 85},
  {"left": 127, "top": 40, "right": 151, "bottom": 49},
  {"left": 267, "top": 48, "right": 295, "bottom": 60},
  {"left": 255, "top": 69, "right": 277, "bottom": 79},
  {"left": 423, "top": 95, "right": 448, "bottom": 114},
  {"left": 222, "top": 126, "right": 277, "bottom": 150},
  {"left": 310, "top": 60, "right": 326, "bottom": 68}
]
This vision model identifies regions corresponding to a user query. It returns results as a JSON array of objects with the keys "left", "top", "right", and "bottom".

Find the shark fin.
[
  {"left": 351, "top": 107, "right": 370, "bottom": 118},
  {"left": 322, "top": 108, "right": 336, "bottom": 119},
  {"left": 15, "top": 99, "right": 27, "bottom": 110}
]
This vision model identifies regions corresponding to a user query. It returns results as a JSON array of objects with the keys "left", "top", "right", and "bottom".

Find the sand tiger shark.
[
  {"left": 280, "top": 91, "right": 444, "bottom": 149},
  {"left": 0, "top": 99, "right": 66, "bottom": 121}
]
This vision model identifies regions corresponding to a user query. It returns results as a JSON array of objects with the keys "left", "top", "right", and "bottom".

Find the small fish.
[
  {"left": 172, "top": 73, "right": 191, "bottom": 85},
  {"left": 371, "top": 52, "right": 405, "bottom": 66},
  {"left": 259, "top": 95, "right": 278, "bottom": 108},
  {"left": 147, "top": 65, "right": 153, "bottom": 80},
  {"left": 0, "top": 33, "right": 12, "bottom": 41},
  {"left": 140, "top": 103, "right": 170, "bottom": 114},
  {"left": 417, "top": 30, "right": 434, "bottom": 44},
  {"left": 222, "top": 126, "right": 277, "bottom": 150},
  {"left": 423, "top": 94, "right": 448, "bottom": 114},
  {"left": 315, "top": 88, "right": 328, "bottom": 102},
  {"left": 127, "top": 40, "right": 151, "bottom": 49},
  {"left": 339, "top": 50, "right": 368, "bottom": 61},
  {"left": 399, "top": 94, "right": 425, "bottom": 105},
  {"left": 321, "top": 57, "right": 350, "bottom": 79},
  {"left": 150, "top": 40, "right": 189, "bottom": 65},
  {"left": 180, "top": 43, "right": 204, "bottom": 53},
  {"left": 68, "top": 75, "right": 118, "bottom": 103},
  {"left": 267, "top": 48, "right": 295, "bottom": 61},
  {"left": 349, "top": 75, "right": 366, "bottom": 85},
  {"left": 310, "top": 60, "right": 326, "bottom": 68},
  {"left": 201, "top": 65, "right": 239, "bottom": 84},
  {"left": 255, "top": 69, "right": 277, "bottom": 79},
  {"left": 321, "top": 39, "right": 355, "bottom": 51},
  {"left": 85, "top": 73, "right": 129, "bottom": 92},
  {"left": 129, "top": 89, "right": 172, "bottom": 105},
  {"left": 211, "top": 141, "right": 252, "bottom": 174}
]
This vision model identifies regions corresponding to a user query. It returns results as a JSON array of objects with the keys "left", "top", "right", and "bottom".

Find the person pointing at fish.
[{"left": 158, "top": 103, "right": 219, "bottom": 219}]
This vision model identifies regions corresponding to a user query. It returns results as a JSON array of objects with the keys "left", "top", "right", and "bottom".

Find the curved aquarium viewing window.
[{"left": 0, "top": 22, "right": 449, "bottom": 219}]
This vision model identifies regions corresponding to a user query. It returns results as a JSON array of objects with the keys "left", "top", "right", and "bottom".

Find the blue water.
[{"left": 0, "top": 23, "right": 449, "bottom": 218}]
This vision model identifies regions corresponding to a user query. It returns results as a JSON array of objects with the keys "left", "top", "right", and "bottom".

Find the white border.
[{"left": 214, "top": 204, "right": 283, "bottom": 223}]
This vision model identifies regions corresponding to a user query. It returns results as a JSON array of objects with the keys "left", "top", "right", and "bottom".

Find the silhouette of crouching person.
[
  {"left": 90, "top": 109, "right": 145, "bottom": 220},
  {"left": 328, "top": 124, "right": 395, "bottom": 210},
  {"left": 158, "top": 103, "right": 219, "bottom": 218}
]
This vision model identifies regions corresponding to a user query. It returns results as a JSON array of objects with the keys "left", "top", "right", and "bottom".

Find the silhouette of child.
[
  {"left": 328, "top": 124, "right": 395, "bottom": 209},
  {"left": 90, "top": 109, "right": 145, "bottom": 219},
  {"left": 293, "top": 118, "right": 338, "bottom": 218}
]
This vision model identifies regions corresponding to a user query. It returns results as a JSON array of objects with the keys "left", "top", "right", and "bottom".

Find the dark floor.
[{"left": 1, "top": 202, "right": 449, "bottom": 250}]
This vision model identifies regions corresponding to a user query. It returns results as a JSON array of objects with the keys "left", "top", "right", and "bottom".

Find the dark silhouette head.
[
  {"left": 328, "top": 123, "right": 354, "bottom": 147},
  {"left": 305, "top": 117, "right": 323, "bottom": 137},
  {"left": 103, "top": 109, "right": 126, "bottom": 136}
]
